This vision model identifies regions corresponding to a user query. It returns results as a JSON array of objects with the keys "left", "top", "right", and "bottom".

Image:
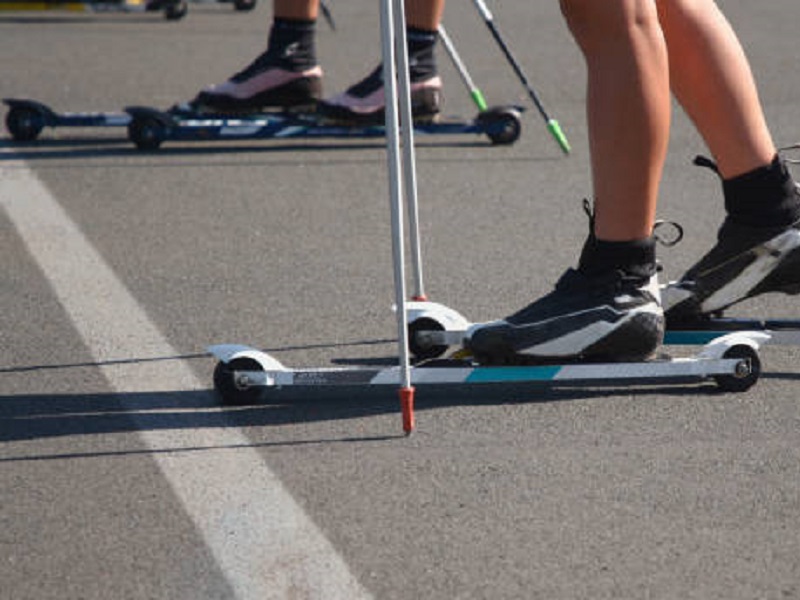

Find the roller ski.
[
  {"left": 124, "top": 103, "right": 522, "bottom": 150},
  {"left": 0, "top": 0, "right": 189, "bottom": 20},
  {"left": 210, "top": 236, "right": 766, "bottom": 407},
  {"left": 208, "top": 242, "right": 767, "bottom": 405}
]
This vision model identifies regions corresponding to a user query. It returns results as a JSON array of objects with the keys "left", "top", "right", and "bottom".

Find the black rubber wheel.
[
  {"left": 164, "top": 0, "right": 188, "bottom": 20},
  {"left": 234, "top": 0, "right": 256, "bottom": 10},
  {"left": 128, "top": 116, "right": 166, "bottom": 150},
  {"left": 408, "top": 317, "right": 449, "bottom": 361},
  {"left": 480, "top": 108, "right": 522, "bottom": 145},
  {"left": 213, "top": 357, "right": 265, "bottom": 406},
  {"left": 6, "top": 106, "right": 44, "bottom": 141},
  {"left": 714, "top": 344, "right": 760, "bottom": 392}
]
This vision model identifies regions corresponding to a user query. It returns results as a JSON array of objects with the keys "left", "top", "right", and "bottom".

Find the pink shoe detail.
[
  {"left": 205, "top": 66, "right": 323, "bottom": 100},
  {"left": 324, "top": 75, "right": 441, "bottom": 115}
]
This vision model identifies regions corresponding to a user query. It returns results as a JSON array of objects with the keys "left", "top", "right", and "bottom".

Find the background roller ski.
[
  {"left": 0, "top": 0, "right": 256, "bottom": 19},
  {"left": 124, "top": 103, "right": 523, "bottom": 150},
  {"left": 2, "top": 98, "right": 521, "bottom": 149},
  {"left": 0, "top": 0, "right": 189, "bottom": 20}
]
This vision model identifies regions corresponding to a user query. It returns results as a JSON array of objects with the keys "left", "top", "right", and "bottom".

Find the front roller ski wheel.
[
  {"left": 714, "top": 344, "right": 761, "bottom": 392},
  {"left": 6, "top": 106, "right": 45, "bottom": 142},
  {"left": 478, "top": 107, "right": 522, "bottom": 146},
  {"left": 408, "top": 317, "right": 449, "bottom": 361},
  {"left": 128, "top": 115, "right": 166, "bottom": 150},
  {"left": 234, "top": 0, "right": 256, "bottom": 10},
  {"left": 213, "top": 358, "right": 265, "bottom": 406},
  {"left": 164, "top": 0, "right": 188, "bottom": 20}
]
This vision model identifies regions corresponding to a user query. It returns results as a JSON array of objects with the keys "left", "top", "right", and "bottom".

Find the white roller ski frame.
[
  {"left": 209, "top": 331, "right": 764, "bottom": 404},
  {"left": 209, "top": 0, "right": 767, "bottom": 434}
]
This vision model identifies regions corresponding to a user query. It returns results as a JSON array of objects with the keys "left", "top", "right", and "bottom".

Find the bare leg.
[
  {"left": 405, "top": 0, "right": 445, "bottom": 30},
  {"left": 560, "top": 0, "right": 670, "bottom": 241},
  {"left": 273, "top": 0, "right": 317, "bottom": 21},
  {"left": 273, "top": 0, "right": 444, "bottom": 30},
  {"left": 657, "top": 0, "right": 775, "bottom": 179}
]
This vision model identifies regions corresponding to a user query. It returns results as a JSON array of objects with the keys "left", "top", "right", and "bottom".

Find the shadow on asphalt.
[
  {"left": 0, "top": 138, "right": 542, "bottom": 163},
  {"left": 3, "top": 339, "right": 795, "bottom": 449},
  {"left": 1, "top": 375, "right": 767, "bottom": 447}
]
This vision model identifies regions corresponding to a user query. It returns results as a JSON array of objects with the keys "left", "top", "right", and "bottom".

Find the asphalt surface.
[{"left": 2, "top": 1, "right": 800, "bottom": 598}]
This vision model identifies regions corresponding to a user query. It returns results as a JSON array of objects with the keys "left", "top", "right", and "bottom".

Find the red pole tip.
[
  {"left": 411, "top": 294, "right": 428, "bottom": 302},
  {"left": 399, "top": 386, "right": 416, "bottom": 434}
]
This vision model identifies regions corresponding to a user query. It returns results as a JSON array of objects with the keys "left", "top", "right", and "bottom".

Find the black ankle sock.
[
  {"left": 723, "top": 154, "right": 800, "bottom": 228},
  {"left": 406, "top": 27, "right": 438, "bottom": 81},
  {"left": 579, "top": 236, "right": 657, "bottom": 280},
  {"left": 267, "top": 18, "right": 317, "bottom": 69}
]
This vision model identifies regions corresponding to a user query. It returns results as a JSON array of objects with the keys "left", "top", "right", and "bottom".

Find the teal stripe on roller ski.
[
  {"left": 466, "top": 365, "right": 563, "bottom": 383},
  {"left": 664, "top": 330, "right": 724, "bottom": 345}
]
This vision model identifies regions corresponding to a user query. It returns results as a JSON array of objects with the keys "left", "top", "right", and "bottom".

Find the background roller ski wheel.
[
  {"left": 6, "top": 105, "right": 45, "bottom": 142},
  {"left": 213, "top": 357, "right": 265, "bottom": 406},
  {"left": 478, "top": 107, "right": 522, "bottom": 145},
  {"left": 234, "top": 0, "right": 256, "bottom": 11},
  {"left": 408, "top": 317, "right": 449, "bottom": 361},
  {"left": 714, "top": 345, "right": 761, "bottom": 392},
  {"left": 164, "top": 0, "right": 188, "bottom": 20},
  {"left": 128, "top": 115, "right": 166, "bottom": 150}
]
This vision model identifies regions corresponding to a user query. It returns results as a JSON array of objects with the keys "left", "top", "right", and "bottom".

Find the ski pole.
[
  {"left": 438, "top": 25, "right": 488, "bottom": 112},
  {"left": 381, "top": 0, "right": 416, "bottom": 434},
  {"left": 319, "top": 0, "right": 336, "bottom": 30},
  {"left": 471, "top": 0, "right": 571, "bottom": 154}
]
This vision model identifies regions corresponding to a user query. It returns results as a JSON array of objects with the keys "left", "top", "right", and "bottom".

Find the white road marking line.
[{"left": 0, "top": 158, "right": 372, "bottom": 600}]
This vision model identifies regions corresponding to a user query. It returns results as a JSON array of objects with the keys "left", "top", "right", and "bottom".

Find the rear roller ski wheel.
[
  {"left": 213, "top": 357, "right": 265, "bottom": 406},
  {"left": 6, "top": 106, "right": 45, "bottom": 141}
]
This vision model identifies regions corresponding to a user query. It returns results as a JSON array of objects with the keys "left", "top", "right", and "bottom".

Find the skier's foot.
[
  {"left": 316, "top": 65, "right": 441, "bottom": 125},
  {"left": 190, "top": 18, "right": 322, "bottom": 114},
  {"left": 466, "top": 204, "right": 664, "bottom": 364},
  {"left": 665, "top": 155, "right": 800, "bottom": 323}
]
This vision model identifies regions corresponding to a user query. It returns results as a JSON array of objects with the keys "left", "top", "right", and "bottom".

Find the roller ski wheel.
[
  {"left": 213, "top": 357, "right": 265, "bottom": 406},
  {"left": 478, "top": 106, "right": 522, "bottom": 146},
  {"left": 128, "top": 114, "right": 167, "bottom": 150},
  {"left": 713, "top": 344, "right": 761, "bottom": 392},
  {"left": 6, "top": 105, "right": 45, "bottom": 142},
  {"left": 234, "top": 0, "right": 256, "bottom": 10},
  {"left": 408, "top": 317, "right": 449, "bottom": 361},
  {"left": 164, "top": 0, "right": 188, "bottom": 20}
]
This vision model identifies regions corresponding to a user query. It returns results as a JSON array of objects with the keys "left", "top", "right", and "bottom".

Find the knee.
[{"left": 560, "top": 0, "right": 661, "bottom": 53}]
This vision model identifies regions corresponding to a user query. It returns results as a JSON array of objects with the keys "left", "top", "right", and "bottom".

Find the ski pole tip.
[
  {"left": 470, "top": 89, "right": 489, "bottom": 113},
  {"left": 547, "top": 119, "right": 571, "bottom": 155},
  {"left": 399, "top": 386, "right": 416, "bottom": 434}
]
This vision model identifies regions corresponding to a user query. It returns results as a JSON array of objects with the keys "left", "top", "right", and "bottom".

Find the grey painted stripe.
[{"left": 0, "top": 157, "right": 372, "bottom": 600}]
